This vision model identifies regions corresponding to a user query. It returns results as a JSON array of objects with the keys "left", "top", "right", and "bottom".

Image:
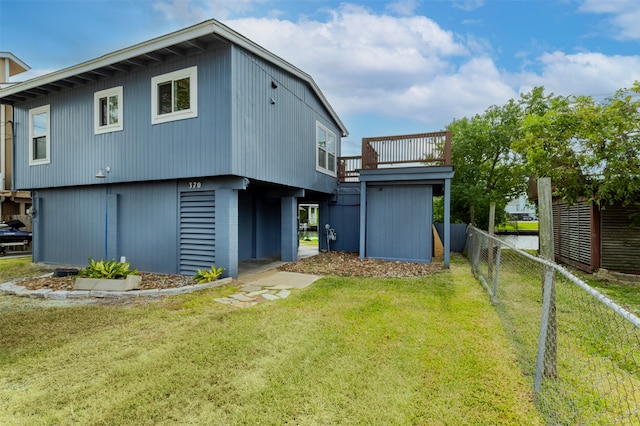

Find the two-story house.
[{"left": 0, "top": 20, "right": 347, "bottom": 277}]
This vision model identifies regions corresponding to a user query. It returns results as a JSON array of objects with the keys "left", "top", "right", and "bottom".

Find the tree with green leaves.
[
  {"left": 517, "top": 83, "right": 640, "bottom": 208},
  {"left": 446, "top": 99, "right": 529, "bottom": 229}
]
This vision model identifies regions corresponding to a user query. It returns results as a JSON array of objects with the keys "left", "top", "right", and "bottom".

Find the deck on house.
[{"left": 337, "top": 130, "right": 452, "bottom": 182}]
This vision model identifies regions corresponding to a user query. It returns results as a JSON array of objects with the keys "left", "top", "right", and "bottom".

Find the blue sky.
[{"left": 2, "top": 0, "right": 640, "bottom": 155}]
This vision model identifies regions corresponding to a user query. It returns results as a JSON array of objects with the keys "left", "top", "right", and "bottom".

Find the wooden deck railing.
[
  {"left": 337, "top": 156, "right": 361, "bottom": 182},
  {"left": 337, "top": 130, "right": 452, "bottom": 182}
]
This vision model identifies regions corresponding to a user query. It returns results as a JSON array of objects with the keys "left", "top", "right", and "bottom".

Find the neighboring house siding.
[
  {"left": 231, "top": 46, "right": 339, "bottom": 194},
  {"left": 601, "top": 205, "right": 640, "bottom": 273},
  {"left": 13, "top": 46, "right": 234, "bottom": 190}
]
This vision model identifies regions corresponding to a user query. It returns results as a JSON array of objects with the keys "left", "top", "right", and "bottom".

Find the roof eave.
[{"left": 0, "top": 19, "right": 348, "bottom": 136}]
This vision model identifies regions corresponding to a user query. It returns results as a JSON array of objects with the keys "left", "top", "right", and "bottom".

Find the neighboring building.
[
  {"left": 0, "top": 52, "right": 32, "bottom": 227},
  {"left": 0, "top": 20, "right": 454, "bottom": 275},
  {"left": 505, "top": 195, "right": 536, "bottom": 220}
]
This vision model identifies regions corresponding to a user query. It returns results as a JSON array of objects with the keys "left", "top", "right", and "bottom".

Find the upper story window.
[
  {"left": 29, "top": 105, "right": 50, "bottom": 165},
  {"left": 316, "top": 122, "right": 337, "bottom": 176},
  {"left": 151, "top": 66, "right": 198, "bottom": 125},
  {"left": 94, "top": 86, "right": 123, "bottom": 134}
]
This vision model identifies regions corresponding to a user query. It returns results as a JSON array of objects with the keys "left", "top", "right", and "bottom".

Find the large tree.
[
  {"left": 446, "top": 99, "right": 529, "bottom": 229},
  {"left": 517, "top": 83, "right": 640, "bottom": 208}
]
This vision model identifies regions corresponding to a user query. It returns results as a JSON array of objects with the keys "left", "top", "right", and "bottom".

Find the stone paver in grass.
[
  {"left": 277, "top": 289, "right": 291, "bottom": 298},
  {"left": 261, "top": 293, "right": 280, "bottom": 301},
  {"left": 212, "top": 270, "right": 322, "bottom": 308},
  {"left": 229, "top": 293, "right": 255, "bottom": 302}
]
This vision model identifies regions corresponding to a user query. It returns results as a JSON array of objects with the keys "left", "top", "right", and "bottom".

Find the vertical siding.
[
  {"left": 33, "top": 187, "right": 106, "bottom": 266},
  {"left": 323, "top": 183, "right": 360, "bottom": 252},
  {"left": 231, "top": 46, "right": 339, "bottom": 194},
  {"left": 601, "top": 205, "right": 640, "bottom": 273},
  {"left": 114, "top": 181, "right": 179, "bottom": 273},
  {"left": 366, "top": 185, "right": 433, "bottom": 262},
  {"left": 13, "top": 43, "right": 341, "bottom": 197},
  {"left": 13, "top": 46, "right": 233, "bottom": 191},
  {"left": 254, "top": 197, "right": 281, "bottom": 258},
  {"left": 237, "top": 190, "right": 255, "bottom": 261}
]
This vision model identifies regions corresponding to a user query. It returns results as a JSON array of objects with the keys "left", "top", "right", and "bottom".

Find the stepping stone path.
[
  {"left": 213, "top": 271, "right": 321, "bottom": 308},
  {"left": 213, "top": 283, "right": 293, "bottom": 307}
]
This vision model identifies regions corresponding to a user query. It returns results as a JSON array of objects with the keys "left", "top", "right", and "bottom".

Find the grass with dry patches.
[{"left": 0, "top": 259, "right": 541, "bottom": 425}]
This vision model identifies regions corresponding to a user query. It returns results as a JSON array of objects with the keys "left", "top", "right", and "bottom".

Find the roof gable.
[{"left": 0, "top": 19, "right": 347, "bottom": 136}]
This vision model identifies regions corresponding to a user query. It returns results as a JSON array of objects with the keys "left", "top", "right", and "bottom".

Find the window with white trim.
[
  {"left": 151, "top": 66, "right": 198, "bottom": 124},
  {"left": 94, "top": 86, "right": 123, "bottom": 134},
  {"left": 29, "top": 104, "right": 50, "bottom": 165},
  {"left": 316, "top": 122, "right": 336, "bottom": 175}
]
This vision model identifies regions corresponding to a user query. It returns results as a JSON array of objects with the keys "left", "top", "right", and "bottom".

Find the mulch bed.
[
  {"left": 14, "top": 252, "right": 442, "bottom": 292},
  {"left": 16, "top": 273, "right": 197, "bottom": 292},
  {"left": 278, "top": 251, "right": 443, "bottom": 277}
]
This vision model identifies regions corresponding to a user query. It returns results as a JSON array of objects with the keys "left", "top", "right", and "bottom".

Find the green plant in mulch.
[
  {"left": 80, "top": 258, "right": 138, "bottom": 279},
  {"left": 193, "top": 265, "right": 225, "bottom": 284}
]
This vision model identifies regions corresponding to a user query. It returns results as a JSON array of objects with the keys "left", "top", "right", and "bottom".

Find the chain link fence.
[{"left": 466, "top": 225, "right": 640, "bottom": 424}]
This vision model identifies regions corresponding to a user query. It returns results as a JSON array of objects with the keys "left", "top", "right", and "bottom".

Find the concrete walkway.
[{"left": 216, "top": 245, "right": 322, "bottom": 307}]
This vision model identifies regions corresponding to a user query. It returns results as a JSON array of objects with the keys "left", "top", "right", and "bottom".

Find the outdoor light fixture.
[{"left": 95, "top": 166, "right": 111, "bottom": 179}]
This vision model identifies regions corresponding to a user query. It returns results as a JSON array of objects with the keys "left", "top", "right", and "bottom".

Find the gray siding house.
[{"left": 0, "top": 20, "right": 347, "bottom": 277}]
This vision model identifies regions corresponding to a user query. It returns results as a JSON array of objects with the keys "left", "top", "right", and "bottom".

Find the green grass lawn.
[
  {"left": 0, "top": 256, "right": 49, "bottom": 282},
  {"left": 495, "top": 221, "right": 539, "bottom": 232},
  {"left": 0, "top": 257, "right": 541, "bottom": 425}
]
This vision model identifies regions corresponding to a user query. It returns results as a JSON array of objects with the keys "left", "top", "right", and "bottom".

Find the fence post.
[
  {"left": 488, "top": 202, "right": 496, "bottom": 279},
  {"left": 534, "top": 177, "right": 558, "bottom": 393},
  {"left": 492, "top": 245, "right": 500, "bottom": 304}
]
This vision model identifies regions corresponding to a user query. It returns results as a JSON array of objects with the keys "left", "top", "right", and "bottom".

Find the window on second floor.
[
  {"left": 316, "top": 122, "right": 336, "bottom": 176},
  {"left": 29, "top": 104, "right": 50, "bottom": 165},
  {"left": 151, "top": 66, "right": 198, "bottom": 125},
  {"left": 94, "top": 86, "right": 123, "bottom": 134}
]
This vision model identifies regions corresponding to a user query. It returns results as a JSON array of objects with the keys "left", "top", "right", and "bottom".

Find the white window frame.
[
  {"left": 94, "top": 86, "right": 123, "bottom": 134},
  {"left": 29, "top": 104, "right": 50, "bottom": 166},
  {"left": 316, "top": 121, "right": 337, "bottom": 177},
  {"left": 151, "top": 66, "right": 198, "bottom": 125}
]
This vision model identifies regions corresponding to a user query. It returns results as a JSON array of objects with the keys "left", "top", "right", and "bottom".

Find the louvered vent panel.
[
  {"left": 179, "top": 191, "right": 216, "bottom": 276},
  {"left": 555, "top": 201, "right": 591, "bottom": 266}
]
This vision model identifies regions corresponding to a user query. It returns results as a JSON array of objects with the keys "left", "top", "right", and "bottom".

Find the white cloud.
[
  {"left": 153, "top": 0, "right": 265, "bottom": 22},
  {"left": 520, "top": 51, "right": 640, "bottom": 97},
  {"left": 452, "top": 0, "right": 484, "bottom": 12},
  {"left": 579, "top": 0, "right": 640, "bottom": 40},
  {"left": 385, "top": 0, "right": 419, "bottom": 16},
  {"left": 149, "top": 0, "right": 640, "bottom": 132},
  {"left": 224, "top": 4, "right": 471, "bottom": 123}
]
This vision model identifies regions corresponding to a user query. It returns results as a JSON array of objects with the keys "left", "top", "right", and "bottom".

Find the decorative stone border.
[{"left": 0, "top": 277, "right": 234, "bottom": 300}]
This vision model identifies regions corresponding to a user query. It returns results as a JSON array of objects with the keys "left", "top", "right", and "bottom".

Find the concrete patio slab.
[{"left": 239, "top": 270, "right": 322, "bottom": 289}]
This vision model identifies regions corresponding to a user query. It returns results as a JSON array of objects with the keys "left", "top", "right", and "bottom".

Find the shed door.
[
  {"left": 365, "top": 185, "right": 432, "bottom": 262},
  {"left": 179, "top": 190, "right": 216, "bottom": 275}
]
